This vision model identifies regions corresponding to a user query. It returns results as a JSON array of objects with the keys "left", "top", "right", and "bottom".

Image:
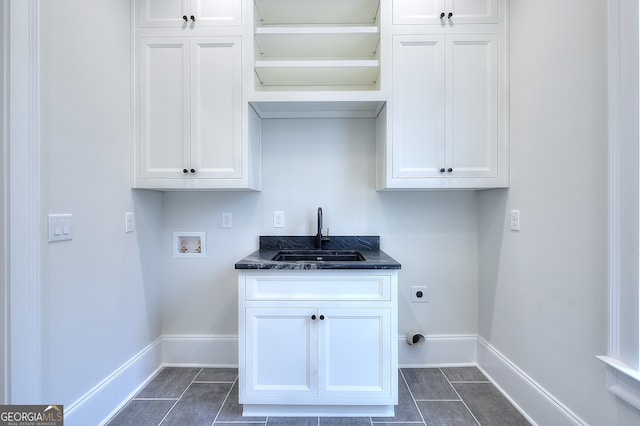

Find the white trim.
[
  {"left": 242, "top": 404, "right": 394, "bottom": 417},
  {"left": 607, "top": 0, "right": 622, "bottom": 361},
  {"left": 597, "top": 355, "right": 640, "bottom": 411},
  {"left": 65, "top": 337, "right": 163, "bottom": 426},
  {"left": 66, "top": 334, "right": 597, "bottom": 426},
  {"left": 598, "top": 355, "right": 640, "bottom": 383},
  {"left": 599, "top": 0, "right": 640, "bottom": 409},
  {"left": 398, "top": 334, "right": 477, "bottom": 367},
  {"left": 5, "top": 0, "right": 41, "bottom": 403},
  {"left": 161, "top": 333, "right": 478, "bottom": 368},
  {"left": 1, "top": 0, "right": 8, "bottom": 404},
  {"left": 161, "top": 335, "right": 239, "bottom": 367},
  {"left": 477, "top": 337, "right": 586, "bottom": 426}
]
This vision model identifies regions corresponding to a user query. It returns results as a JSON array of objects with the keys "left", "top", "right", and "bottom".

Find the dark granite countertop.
[{"left": 235, "top": 236, "right": 401, "bottom": 270}]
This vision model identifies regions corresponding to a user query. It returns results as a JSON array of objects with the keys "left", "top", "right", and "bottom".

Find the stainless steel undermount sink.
[{"left": 271, "top": 250, "right": 366, "bottom": 262}]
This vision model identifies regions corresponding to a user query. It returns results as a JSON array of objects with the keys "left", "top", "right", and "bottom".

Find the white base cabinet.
[{"left": 238, "top": 270, "right": 398, "bottom": 416}]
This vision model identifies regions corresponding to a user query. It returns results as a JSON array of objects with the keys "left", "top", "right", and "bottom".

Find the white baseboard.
[
  {"left": 399, "top": 334, "right": 477, "bottom": 367},
  {"left": 65, "top": 337, "right": 162, "bottom": 426},
  {"left": 161, "top": 335, "right": 238, "bottom": 367},
  {"left": 477, "top": 336, "right": 586, "bottom": 426},
  {"left": 72, "top": 334, "right": 587, "bottom": 426}
]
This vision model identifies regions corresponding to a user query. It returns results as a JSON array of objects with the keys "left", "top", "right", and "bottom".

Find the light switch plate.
[
  {"left": 125, "top": 212, "right": 135, "bottom": 233},
  {"left": 48, "top": 214, "right": 73, "bottom": 242},
  {"left": 222, "top": 212, "right": 233, "bottom": 229},
  {"left": 510, "top": 210, "right": 520, "bottom": 231}
]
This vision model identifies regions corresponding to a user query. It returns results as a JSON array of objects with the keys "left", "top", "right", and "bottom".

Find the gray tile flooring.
[{"left": 106, "top": 367, "right": 530, "bottom": 426}]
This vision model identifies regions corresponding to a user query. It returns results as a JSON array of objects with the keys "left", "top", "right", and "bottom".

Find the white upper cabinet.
[
  {"left": 390, "top": 34, "right": 498, "bottom": 181},
  {"left": 379, "top": 0, "right": 508, "bottom": 189},
  {"left": 136, "top": 36, "right": 259, "bottom": 189},
  {"left": 139, "top": 0, "right": 241, "bottom": 28},
  {"left": 393, "top": 0, "right": 497, "bottom": 25}
]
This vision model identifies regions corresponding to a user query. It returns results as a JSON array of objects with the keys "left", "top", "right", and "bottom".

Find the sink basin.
[{"left": 271, "top": 250, "right": 366, "bottom": 262}]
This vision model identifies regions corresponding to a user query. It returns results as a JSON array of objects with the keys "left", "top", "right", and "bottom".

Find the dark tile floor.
[{"left": 106, "top": 367, "right": 531, "bottom": 426}]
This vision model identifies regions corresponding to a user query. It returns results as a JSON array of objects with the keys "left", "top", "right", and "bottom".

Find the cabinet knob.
[
  {"left": 182, "top": 15, "right": 188, "bottom": 21},
  {"left": 319, "top": 315, "right": 325, "bottom": 320},
  {"left": 440, "top": 12, "right": 445, "bottom": 19},
  {"left": 447, "top": 168, "right": 453, "bottom": 173},
  {"left": 440, "top": 168, "right": 446, "bottom": 173},
  {"left": 190, "top": 168, "right": 196, "bottom": 173},
  {"left": 311, "top": 314, "right": 316, "bottom": 320},
  {"left": 183, "top": 169, "right": 189, "bottom": 174},
  {"left": 190, "top": 15, "right": 195, "bottom": 21},
  {"left": 448, "top": 12, "right": 453, "bottom": 18}
]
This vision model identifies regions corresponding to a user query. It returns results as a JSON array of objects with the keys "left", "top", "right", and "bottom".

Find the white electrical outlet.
[
  {"left": 510, "top": 210, "right": 520, "bottom": 231},
  {"left": 273, "top": 211, "right": 285, "bottom": 228},
  {"left": 411, "top": 286, "right": 428, "bottom": 303},
  {"left": 125, "top": 212, "right": 135, "bottom": 233},
  {"left": 222, "top": 212, "right": 233, "bottom": 229}
]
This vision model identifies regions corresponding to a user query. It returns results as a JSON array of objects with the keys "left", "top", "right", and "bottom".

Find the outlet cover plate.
[
  {"left": 411, "top": 286, "right": 428, "bottom": 303},
  {"left": 273, "top": 211, "right": 285, "bottom": 228}
]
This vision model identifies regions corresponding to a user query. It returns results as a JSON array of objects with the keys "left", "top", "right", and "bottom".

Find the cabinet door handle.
[
  {"left": 190, "top": 168, "right": 196, "bottom": 173},
  {"left": 440, "top": 168, "right": 446, "bottom": 173},
  {"left": 311, "top": 314, "right": 317, "bottom": 320},
  {"left": 190, "top": 15, "right": 196, "bottom": 22},
  {"left": 447, "top": 168, "right": 453, "bottom": 173},
  {"left": 183, "top": 15, "right": 188, "bottom": 22},
  {"left": 448, "top": 12, "right": 453, "bottom": 18},
  {"left": 319, "top": 315, "right": 325, "bottom": 320},
  {"left": 440, "top": 12, "right": 445, "bottom": 19},
  {"left": 183, "top": 169, "right": 189, "bottom": 174}
]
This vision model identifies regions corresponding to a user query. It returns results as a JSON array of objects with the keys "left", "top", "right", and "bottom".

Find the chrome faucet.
[{"left": 317, "top": 207, "right": 323, "bottom": 250}]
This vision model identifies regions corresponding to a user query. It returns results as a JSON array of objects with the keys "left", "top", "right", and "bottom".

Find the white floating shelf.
[
  {"left": 255, "top": 26, "right": 380, "bottom": 59},
  {"left": 250, "top": 100, "right": 387, "bottom": 119},
  {"left": 255, "top": 60, "right": 380, "bottom": 88}
]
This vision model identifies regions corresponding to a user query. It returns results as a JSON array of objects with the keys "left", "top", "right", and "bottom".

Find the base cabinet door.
[
  {"left": 244, "top": 307, "right": 317, "bottom": 400},
  {"left": 244, "top": 307, "right": 392, "bottom": 402},
  {"left": 318, "top": 308, "right": 392, "bottom": 400}
]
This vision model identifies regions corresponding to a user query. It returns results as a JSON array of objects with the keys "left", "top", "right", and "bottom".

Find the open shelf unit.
[{"left": 252, "top": 0, "right": 382, "bottom": 91}]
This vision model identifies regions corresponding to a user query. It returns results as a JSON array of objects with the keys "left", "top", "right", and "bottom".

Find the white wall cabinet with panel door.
[
  {"left": 378, "top": 0, "right": 508, "bottom": 189},
  {"left": 139, "top": 0, "right": 241, "bottom": 28},
  {"left": 393, "top": 0, "right": 497, "bottom": 25},
  {"left": 389, "top": 34, "right": 499, "bottom": 183},
  {"left": 136, "top": 36, "right": 258, "bottom": 189},
  {"left": 238, "top": 270, "right": 398, "bottom": 417}
]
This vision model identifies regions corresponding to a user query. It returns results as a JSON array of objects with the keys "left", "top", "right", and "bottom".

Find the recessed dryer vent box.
[{"left": 173, "top": 232, "right": 206, "bottom": 258}]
